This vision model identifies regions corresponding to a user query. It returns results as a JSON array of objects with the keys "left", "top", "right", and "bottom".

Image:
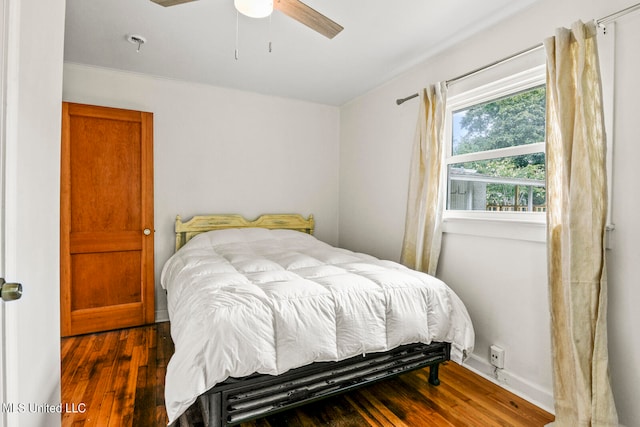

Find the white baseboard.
[
  {"left": 155, "top": 309, "right": 169, "bottom": 323},
  {"left": 544, "top": 420, "right": 626, "bottom": 426},
  {"left": 462, "top": 353, "right": 555, "bottom": 415}
]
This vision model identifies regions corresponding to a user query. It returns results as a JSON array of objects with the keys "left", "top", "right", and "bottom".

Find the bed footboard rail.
[{"left": 202, "top": 342, "right": 450, "bottom": 426}]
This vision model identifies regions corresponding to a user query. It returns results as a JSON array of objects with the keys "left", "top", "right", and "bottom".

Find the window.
[{"left": 444, "top": 64, "right": 546, "bottom": 221}]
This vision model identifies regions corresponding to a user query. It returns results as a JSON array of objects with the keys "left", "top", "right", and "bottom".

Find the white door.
[
  {"left": 0, "top": 0, "right": 10, "bottom": 423},
  {"left": 1, "top": 0, "right": 66, "bottom": 426}
]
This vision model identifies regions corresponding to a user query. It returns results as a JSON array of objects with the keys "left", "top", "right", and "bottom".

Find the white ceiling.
[{"left": 64, "top": 0, "right": 538, "bottom": 106}]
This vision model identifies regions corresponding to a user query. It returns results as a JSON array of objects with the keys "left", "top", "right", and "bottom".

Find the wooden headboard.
[{"left": 174, "top": 213, "right": 315, "bottom": 251}]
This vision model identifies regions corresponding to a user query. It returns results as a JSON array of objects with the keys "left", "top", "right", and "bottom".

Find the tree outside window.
[{"left": 447, "top": 85, "right": 546, "bottom": 212}]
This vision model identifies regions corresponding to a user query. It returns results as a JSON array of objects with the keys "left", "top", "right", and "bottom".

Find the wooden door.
[{"left": 61, "top": 102, "right": 154, "bottom": 337}]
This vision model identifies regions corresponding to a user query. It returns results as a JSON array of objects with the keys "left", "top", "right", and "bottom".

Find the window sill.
[
  {"left": 442, "top": 214, "right": 615, "bottom": 249},
  {"left": 442, "top": 213, "right": 546, "bottom": 243}
]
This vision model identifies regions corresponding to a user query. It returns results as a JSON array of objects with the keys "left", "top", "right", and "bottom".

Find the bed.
[{"left": 161, "top": 214, "right": 474, "bottom": 426}]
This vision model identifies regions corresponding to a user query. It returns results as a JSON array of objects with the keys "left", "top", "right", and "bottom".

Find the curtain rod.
[
  {"left": 395, "top": 2, "right": 640, "bottom": 106},
  {"left": 395, "top": 44, "right": 542, "bottom": 105},
  {"left": 597, "top": 2, "right": 640, "bottom": 25}
]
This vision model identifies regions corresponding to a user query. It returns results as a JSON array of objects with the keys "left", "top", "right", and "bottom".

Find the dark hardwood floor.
[{"left": 61, "top": 322, "right": 554, "bottom": 426}]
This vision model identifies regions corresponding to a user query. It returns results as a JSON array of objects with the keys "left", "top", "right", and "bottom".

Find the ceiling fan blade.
[
  {"left": 274, "top": 0, "right": 343, "bottom": 39},
  {"left": 150, "top": 0, "right": 198, "bottom": 6}
]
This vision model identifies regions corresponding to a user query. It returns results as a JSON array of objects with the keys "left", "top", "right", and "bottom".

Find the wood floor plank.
[
  {"left": 96, "top": 391, "right": 115, "bottom": 426},
  {"left": 401, "top": 368, "right": 504, "bottom": 426},
  {"left": 345, "top": 393, "right": 392, "bottom": 427},
  {"left": 357, "top": 387, "right": 410, "bottom": 427},
  {"left": 359, "top": 377, "right": 453, "bottom": 427},
  {"left": 84, "top": 367, "right": 116, "bottom": 426},
  {"left": 61, "top": 334, "right": 95, "bottom": 386},
  {"left": 61, "top": 323, "right": 555, "bottom": 426}
]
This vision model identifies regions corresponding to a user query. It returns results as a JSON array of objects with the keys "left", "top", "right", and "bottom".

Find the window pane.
[
  {"left": 452, "top": 85, "right": 546, "bottom": 156},
  {"left": 447, "top": 154, "right": 546, "bottom": 212}
]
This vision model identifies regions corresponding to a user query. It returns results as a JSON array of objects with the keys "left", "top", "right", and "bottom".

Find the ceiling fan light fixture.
[{"left": 234, "top": 0, "right": 273, "bottom": 18}]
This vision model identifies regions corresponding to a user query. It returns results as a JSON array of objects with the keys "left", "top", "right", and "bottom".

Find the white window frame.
[
  {"left": 441, "top": 63, "right": 547, "bottom": 241},
  {"left": 441, "top": 27, "right": 614, "bottom": 244}
]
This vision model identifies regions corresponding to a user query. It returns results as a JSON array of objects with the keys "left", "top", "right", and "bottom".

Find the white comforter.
[{"left": 161, "top": 228, "right": 474, "bottom": 424}]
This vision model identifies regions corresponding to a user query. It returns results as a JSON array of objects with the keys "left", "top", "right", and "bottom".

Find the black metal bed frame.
[{"left": 192, "top": 341, "right": 450, "bottom": 426}]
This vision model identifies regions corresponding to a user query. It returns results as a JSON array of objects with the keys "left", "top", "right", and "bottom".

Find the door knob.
[
  {"left": 143, "top": 228, "right": 151, "bottom": 236},
  {"left": 1, "top": 278, "right": 23, "bottom": 301}
]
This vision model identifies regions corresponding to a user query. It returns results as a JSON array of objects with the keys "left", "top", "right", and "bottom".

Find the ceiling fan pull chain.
[
  {"left": 268, "top": 13, "right": 272, "bottom": 53},
  {"left": 235, "top": 10, "right": 240, "bottom": 60}
]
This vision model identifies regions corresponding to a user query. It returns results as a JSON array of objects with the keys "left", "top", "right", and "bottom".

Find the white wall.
[
  {"left": 62, "top": 64, "right": 341, "bottom": 321},
  {"left": 339, "top": 0, "right": 640, "bottom": 424},
  {"left": 605, "top": 11, "right": 640, "bottom": 425}
]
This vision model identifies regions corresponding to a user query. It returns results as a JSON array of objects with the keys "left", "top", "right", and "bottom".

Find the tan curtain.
[
  {"left": 400, "top": 83, "right": 447, "bottom": 275},
  {"left": 545, "top": 20, "right": 618, "bottom": 427}
]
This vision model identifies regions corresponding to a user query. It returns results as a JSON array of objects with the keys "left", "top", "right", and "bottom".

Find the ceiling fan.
[{"left": 150, "top": 0, "right": 343, "bottom": 39}]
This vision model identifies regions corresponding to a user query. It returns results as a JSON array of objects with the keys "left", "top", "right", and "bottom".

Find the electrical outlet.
[{"left": 490, "top": 345, "right": 505, "bottom": 369}]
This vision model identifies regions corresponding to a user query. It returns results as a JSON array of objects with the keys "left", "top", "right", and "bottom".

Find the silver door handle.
[
  {"left": 143, "top": 228, "right": 151, "bottom": 236},
  {"left": 1, "top": 278, "right": 22, "bottom": 301}
]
